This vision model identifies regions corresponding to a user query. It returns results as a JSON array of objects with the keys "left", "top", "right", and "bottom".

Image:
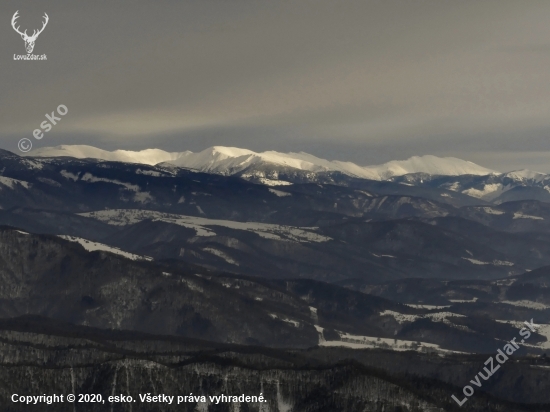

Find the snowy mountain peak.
[
  {"left": 366, "top": 155, "right": 497, "bottom": 180},
  {"left": 206, "top": 146, "right": 256, "bottom": 158},
  {"left": 503, "top": 169, "right": 548, "bottom": 181},
  {"left": 27, "top": 145, "right": 498, "bottom": 181}
]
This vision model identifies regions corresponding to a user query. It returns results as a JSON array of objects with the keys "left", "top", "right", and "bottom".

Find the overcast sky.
[{"left": 1, "top": 0, "right": 550, "bottom": 171}]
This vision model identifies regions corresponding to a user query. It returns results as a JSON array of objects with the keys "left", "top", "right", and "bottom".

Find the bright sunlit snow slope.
[
  {"left": 29, "top": 145, "right": 497, "bottom": 180},
  {"left": 368, "top": 155, "right": 497, "bottom": 180},
  {"left": 30, "top": 145, "right": 187, "bottom": 165}
]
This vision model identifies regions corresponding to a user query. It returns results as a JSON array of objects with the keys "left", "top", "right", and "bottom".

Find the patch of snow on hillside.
[
  {"left": 513, "top": 212, "right": 544, "bottom": 220},
  {"left": 446, "top": 182, "right": 461, "bottom": 191},
  {"left": 21, "top": 159, "right": 44, "bottom": 170},
  {"left": 534, "top": 324, "right": 550, "bottom": 349},
  {"left": 495, "top": 319, "right": 525, "bottom": 329},
  {"left": 80, "top": 174, "right": 154, "bottom": 203},
  {"left": 426, "top": 312, "right": 466, "bottom": 321},
  {"left": 501, "top": 300, "right": 550, "bottom": 310},
  {"left": 60, "top": 170, "right": 79, "bottom": 181},
  {"left": 493, "top": 260, "right": 514, "bottom": 266},
  {"left": 379, "top": 311, "right": 419, "bottom": 323},
  {"left": 478, "top": 207, "right": 505, "bottom": 215},
  {"left": 133, "top": 191, "right": 153, "bottom": 203},
  {"left": 269, "top": 188, "right": 292, "bottom": 197},
  {"left": 269, "top": 314, "right": 300, "bottom": 327},
  {"left": 0, "top": 176, "right": 30, "bottom": 189},
  {"left": 405, "top": 304, "right": 451, "bottom": 309},
  {"left": 81, "top": 173, "right": 140, "bottom": 191},
  {"left": 461, "top": 258, "right": 513, "bottom": 266},
  {"left": 258, "top": 178, "right": 293, "bottom": 186},
  {"left": 58, "top": 235, "right": 152, "bottom": 261},
  {"left": 372, "top": 253, "right": 396, "bottom": 258},
  {"left": 494, "top": 279, "right": 515, "bottom": 286},
  {"left": 498, "top": 321, "right": 550, "bottom": 349},
  {"left": 136, "top": 169, "right": 163, "bottom": 177},
  {"left": 203, "top": 247, "right": 239, "bottom": 266},
  {"left": 320, "top": 332, "right": 459, "bottom": 353},
  {"left": 380, "top": 310, "right": 466, "bottom": 327},
  {"left": 309, "top": 307, "right": 319, "bottom": 323},
  {"left": 462, "top": 258, "right": 488, "bottom": 265},
  {"left": 180, "top": 278, "right": 203, "bottom": 293},
  {"left": 314, "top": 325, "right": 325, "bottom": 343},
  {"left": 79, "top": 209, "right": 331, "bottom": 243},
  {"left": 462, "top": 184, "right": 503, "bottom": 199},
  {"left": 449, "top": 298, "right": 478, "bottom": 303}
]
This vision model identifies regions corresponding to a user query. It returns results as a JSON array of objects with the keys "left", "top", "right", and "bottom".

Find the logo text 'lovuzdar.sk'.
[{"left": 11, "top": 10, "right": 49, "bottom": 60}]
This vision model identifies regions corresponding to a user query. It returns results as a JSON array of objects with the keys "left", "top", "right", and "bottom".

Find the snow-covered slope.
[
  {"left": 365, "top": 155, "right": 496, "bottom": 180},
  {"left": 28, "top": 145, "right": 497, "bottom": 181},
  {"left": 30, "top": 145, "right": 186, "bottom": 165},
  {"left": 390, "top": 168, "right": 550, "bottom": 202},
  {"left": 58, "top": 235, "right": 153, "bottom": 261},
  {"left": 79, "top": 209, "right": 331, "bottom": 243},
  {"left": 167, "top": 146, "right": 369, "bottom": 177},
  {"left": 503, "top": 169, "right": 548, "bottom": 182}
]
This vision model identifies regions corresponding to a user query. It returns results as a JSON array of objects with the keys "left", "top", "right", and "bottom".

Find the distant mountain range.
[
  {"left": 28, "top": 145, "right": 550, "bottom": 204},
  {"left": 3, "top": 145, "right": 550, "bottom": 282},
  {"left": 2, "top": 146, "right": 550, "bottom": 409},
  {"left": 29, "top": 144, "right": 497, "bottom": 180},
  {"left": 392, "top": 170, "right": 550, "bottom": 203}
]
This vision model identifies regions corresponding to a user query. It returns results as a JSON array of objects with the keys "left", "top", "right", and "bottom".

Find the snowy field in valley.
[{"left": 80, "top": 209, "right": 331, "bottom": 243}]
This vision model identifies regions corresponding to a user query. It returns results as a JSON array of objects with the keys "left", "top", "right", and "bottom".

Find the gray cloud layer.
[{"left": 2, "top": 0, "right": 550, "bottom": 171}]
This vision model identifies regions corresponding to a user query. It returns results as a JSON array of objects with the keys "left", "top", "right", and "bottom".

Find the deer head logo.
[{"left": 11, "top": 11, "right": 49, "bottom": 54}]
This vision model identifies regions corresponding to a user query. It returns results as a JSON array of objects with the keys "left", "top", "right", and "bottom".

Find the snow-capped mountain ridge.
[
  {"left": 503, "top": 169, "right": 547, "bottom": 182},
  {"left": 389, "top": 167, "right": 550, "bottom": 202},
  {"left": 30, "top": 145, "right": 188, "bottom": 165},
  {"left": 28, "top": 145, "right": 498, "bottom": 181},
  {"left": 365, "top": 155, "right": 498, "bottom": 180}
]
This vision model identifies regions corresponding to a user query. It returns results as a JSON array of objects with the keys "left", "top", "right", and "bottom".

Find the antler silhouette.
[
  {"left": 30, "top": 13, "right": 49, "bottom": 40},
  {"left": 11, "top": 11, "right": 49, "bottom": 53},
  {"left": 11, "top": 11, "right": 28, "bottom": 38}
]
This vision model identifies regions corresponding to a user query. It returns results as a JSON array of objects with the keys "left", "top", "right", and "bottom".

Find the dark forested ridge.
[{"left": 0, "top": 316, "right": 548, "bottom": 412}]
